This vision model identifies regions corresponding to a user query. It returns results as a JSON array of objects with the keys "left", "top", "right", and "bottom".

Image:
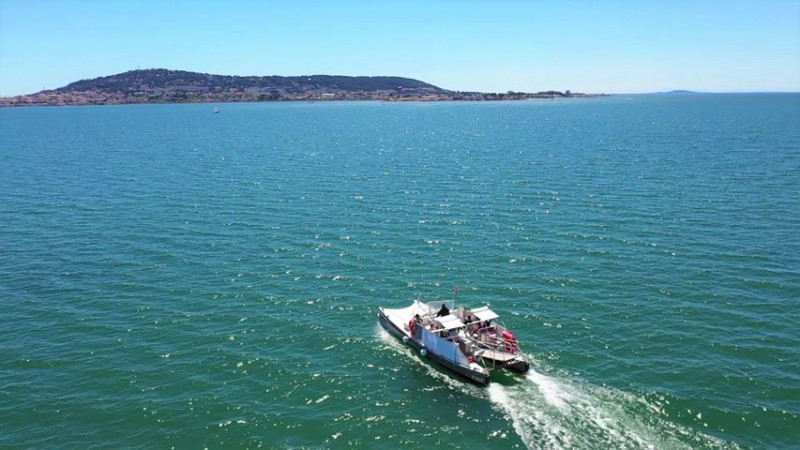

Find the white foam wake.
[
  {"left": 525, "top": 370, "right": 575, "bottom": 410},
  {"left": 487, "top": 366, "right": 740, "bottom": 450}
]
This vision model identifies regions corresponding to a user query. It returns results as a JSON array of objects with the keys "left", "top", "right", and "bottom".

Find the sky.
[{"left": 0, "top": 0, "right": 798, "bottom": 96}]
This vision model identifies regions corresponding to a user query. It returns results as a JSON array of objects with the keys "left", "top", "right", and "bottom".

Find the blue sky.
[{"left": 1, "top": 0, "right": 798, "bottom": 96}]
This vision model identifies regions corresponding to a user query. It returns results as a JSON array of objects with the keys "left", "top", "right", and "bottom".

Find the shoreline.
[{"left": 0, "top": 91, "right": 607, "bottom": 108}]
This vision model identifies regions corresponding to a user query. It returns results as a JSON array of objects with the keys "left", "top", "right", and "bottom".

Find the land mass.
[
  {"left": 651, "top": 90, "right": 700, "bottom": 95},
  {"left": 0, "top": 69, "right": 604, "bottom": 107}
]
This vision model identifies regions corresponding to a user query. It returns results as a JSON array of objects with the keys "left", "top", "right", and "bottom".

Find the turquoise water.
[{"left": 1, "top": 95, "right": 798, "bottom": 449}]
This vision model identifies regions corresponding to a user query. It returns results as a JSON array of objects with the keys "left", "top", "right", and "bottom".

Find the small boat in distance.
[
  {"left": 213, "top": 107, "right": 220, "bottom": 114},
  {"left": 378, "top": 299, "right": 529, "bottom": 385}
]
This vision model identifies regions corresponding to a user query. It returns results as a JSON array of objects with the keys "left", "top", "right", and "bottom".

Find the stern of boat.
[{"left": 506, "top": 357, "right": 530, "bottom": 374}]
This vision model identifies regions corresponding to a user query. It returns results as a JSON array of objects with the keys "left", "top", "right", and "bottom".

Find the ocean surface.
[{"left": 1, "top": 94, "right": 798, "bottom": 449}]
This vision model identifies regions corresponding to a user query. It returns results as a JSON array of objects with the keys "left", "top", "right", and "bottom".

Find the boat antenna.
[{"left": 452, "top": 285, "right": 460, "bottom": 302}]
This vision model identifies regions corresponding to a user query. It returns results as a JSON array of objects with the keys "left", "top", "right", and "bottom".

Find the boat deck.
[{"left": 478, "top": 348, "right": 520, "bottom": 362}]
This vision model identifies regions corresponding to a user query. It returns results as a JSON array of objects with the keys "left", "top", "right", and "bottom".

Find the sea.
[{"left": 1, "top": 94, "right": 798, "bottom": 449}]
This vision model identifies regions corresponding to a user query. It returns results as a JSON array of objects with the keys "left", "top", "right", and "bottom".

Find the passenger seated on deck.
[{"left": 436, "top": 303, "right": 450, "bottom": 317}]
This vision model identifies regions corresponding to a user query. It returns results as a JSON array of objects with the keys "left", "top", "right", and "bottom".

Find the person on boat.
[
  {"left": 436, "top": 303, "right": 450, "bottom": 317},
  {"left": 408, "top": 314, "right": 421, "bottom": 337}
]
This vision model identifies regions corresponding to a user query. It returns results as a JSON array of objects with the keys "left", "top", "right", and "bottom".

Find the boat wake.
[
  {"left": 487, "top": 361, "right": 741, "bottom": 450},
  {"left": 377, "top": 327, "right": 737, "bottom": 449}
]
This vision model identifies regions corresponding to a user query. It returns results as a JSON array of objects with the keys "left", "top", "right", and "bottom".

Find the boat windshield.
[{"left": 427, "top": 300, "right": 454, "bottom": 316}]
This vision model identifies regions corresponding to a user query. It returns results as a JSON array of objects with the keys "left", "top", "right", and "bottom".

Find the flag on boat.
[{"left": 453, "top": 285, "right": 460, "bottom": 295}]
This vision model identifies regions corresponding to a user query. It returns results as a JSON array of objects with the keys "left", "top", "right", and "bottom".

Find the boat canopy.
[
  {"left": 436, "top": 314, "right": 465, "bottom": 331},
  {"left": 470, "top": 306, "right": 499, "bottom": 322},
  {"left": 381, "top": 300, "right": 431, "bottom": 324}
]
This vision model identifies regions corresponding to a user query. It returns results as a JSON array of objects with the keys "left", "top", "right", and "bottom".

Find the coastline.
[{"left": 0, "top": 91, "right": 606, "bottom": 107}]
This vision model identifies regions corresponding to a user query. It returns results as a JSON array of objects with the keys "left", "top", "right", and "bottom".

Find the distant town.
[{"left": 0, "top": 69, "right": 605, "bottom": 107}]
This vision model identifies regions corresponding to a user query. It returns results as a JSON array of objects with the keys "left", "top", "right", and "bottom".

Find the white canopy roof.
[
  {"left": 436, "top": 314, "right": 465, "bottom": 331},
  {"left": 470, "top": 306, "right": 499, "bottom": 322},
  {"left": 381, "top": 300, "right": 432, "bottom": 323}
]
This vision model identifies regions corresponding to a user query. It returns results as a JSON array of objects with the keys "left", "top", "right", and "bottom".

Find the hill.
[
  {"left": 0, "top": 69, "right": 447, "bottom": 106},
  {"left": 0, "top": 69, "right": 602, "bottom": 106},
  {"left": 56, "top": 69, "right": 445, "bottom": 95}
]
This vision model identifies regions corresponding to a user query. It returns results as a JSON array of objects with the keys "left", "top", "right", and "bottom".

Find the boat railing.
[
  {"left": 423, "top": 302, "right": 522, "bottom": 356},
  {"left": 467, "top": 323, "right": 520, "bottom": 355}
]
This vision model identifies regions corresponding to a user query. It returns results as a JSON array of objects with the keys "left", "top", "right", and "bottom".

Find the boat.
[{"left": 378, "top": 299, "right": 529, "bottom": 385}]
